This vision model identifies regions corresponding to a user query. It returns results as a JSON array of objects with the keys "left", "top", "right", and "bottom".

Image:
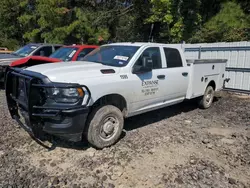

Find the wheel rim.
[
  {"left": 100, "top": 116, "right": 119, "bottom": 141},
  {"left": 205, "top": 89, "right": 213, "bottom": 106}
]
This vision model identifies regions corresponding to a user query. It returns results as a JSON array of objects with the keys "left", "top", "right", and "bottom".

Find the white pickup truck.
[{"left": 5, "top": 43, "right": 228, "bottom": 148}]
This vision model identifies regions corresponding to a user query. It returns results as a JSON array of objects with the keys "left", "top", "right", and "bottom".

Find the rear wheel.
[
  {"left": 199, "top": 86, "right": 215, "bottom": 109},
  {"left": 85, "top": 105, "right": 124, "bottom": 149}
]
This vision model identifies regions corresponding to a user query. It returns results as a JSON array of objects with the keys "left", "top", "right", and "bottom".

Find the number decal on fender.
[{"left": 120, "top": 75, "right": 128, "bottom": 79}]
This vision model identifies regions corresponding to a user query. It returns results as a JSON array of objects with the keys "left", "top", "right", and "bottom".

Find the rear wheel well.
[
  {"left": 91, "top": 94, "right": 127, "bottom": 116},
  {"left": 207, "top": 80, "right": 216, "bottom": 90}
]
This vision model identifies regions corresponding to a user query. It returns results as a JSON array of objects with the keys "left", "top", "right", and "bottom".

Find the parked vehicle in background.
[
  {"left": 10, "top": 45, "right": 98, "bottom": 68},
  {"left": 0, "top": 47, "right": 13, "bottom": 54},
  {"left": 0, "top": 43, "right": 62, "bottom": 83},
  {"left": 50, "top": 45, "right": 98, "bottom": 61},
  {"left": 5, "top": 43, "right": 229, "bottom": 149}
]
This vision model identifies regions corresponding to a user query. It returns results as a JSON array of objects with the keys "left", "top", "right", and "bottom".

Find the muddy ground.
[{"left": 0, "top": 90, "right": 249, "bottom": 188}]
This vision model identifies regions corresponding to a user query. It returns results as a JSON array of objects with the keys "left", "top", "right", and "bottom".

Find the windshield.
[
  {"left": 13, "top": 44, "right": 39, "bottom": 57},
  {"left": 82, "top": 45, "right": 140, "bottom": 67},
  {"left": 50, "top": 47, "right": 79, "bottom": 61}
]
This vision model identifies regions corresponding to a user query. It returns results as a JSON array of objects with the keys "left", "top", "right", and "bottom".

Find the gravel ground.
[{"left": 0, "top": 90, "right": 249, "bottom": 188}]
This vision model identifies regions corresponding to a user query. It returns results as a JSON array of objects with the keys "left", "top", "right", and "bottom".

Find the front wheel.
[
  {"left": 85, "top": 105, "right": 124, "bottom": 149},
  {"left": 198, "top": 86, "right": 215, "bottom": 109}
]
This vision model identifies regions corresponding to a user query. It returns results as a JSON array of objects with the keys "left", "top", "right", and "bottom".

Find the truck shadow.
[
  {"left": 43, "top": 97, "right": 220, "bottom": 151},
  {"left": 124, "top": 99, "right": 200, "bottom": 131}
]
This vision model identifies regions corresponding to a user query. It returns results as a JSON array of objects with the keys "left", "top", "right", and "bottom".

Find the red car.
[{"left": 11, "top": 45, "right": 98, "bottom": 67}]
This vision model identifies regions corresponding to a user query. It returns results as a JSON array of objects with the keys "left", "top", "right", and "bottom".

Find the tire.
[
  {"left": 85, "top": 105, "right": 124, "bottom": 149},
  {"left": 198, "top": 86, "right": 215, "bottom": 109}
]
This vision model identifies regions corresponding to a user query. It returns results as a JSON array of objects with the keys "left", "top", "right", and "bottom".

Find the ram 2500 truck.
[{"left": 5, "top": 43, "right": 228, "bottom": 148}]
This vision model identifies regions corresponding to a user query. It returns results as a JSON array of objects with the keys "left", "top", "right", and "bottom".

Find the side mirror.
[
  {"left": 142, "top": 57, "right": 153, "bottom": 71},
  {"left": 39, "top": 50, "right": 45, "bottom": 56},
  {"left": 132, "top": 57, "right": 153, "bottom": 74}
]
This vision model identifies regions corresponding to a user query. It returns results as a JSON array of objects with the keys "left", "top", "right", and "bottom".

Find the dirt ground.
[{"left": 0, "top": 90, "right": 249, "bottom": 188}]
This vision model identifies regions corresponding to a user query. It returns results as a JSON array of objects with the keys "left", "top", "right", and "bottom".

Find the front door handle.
[
  {"left": 182, "top": 72, "right": 188, "bottom": 77},
  {"left": 157, "top": 75, "right": 165, "bottom": 79}
]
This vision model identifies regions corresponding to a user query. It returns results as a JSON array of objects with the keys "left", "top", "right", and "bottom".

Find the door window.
[
  {"left": 54, "top": 46, "right": 62, "bottom": 51},
  {"left": 164, "top": 48, "right": 183, "bottom": 68},
  {"left": 77, "top": 48, "right": 96, "bottom": 60},
  {"left": 34, "top": 46, "right": 53, "bottom": 57},
  {"left": 134, "top": 47, "right": 162, "bottom": 69}
]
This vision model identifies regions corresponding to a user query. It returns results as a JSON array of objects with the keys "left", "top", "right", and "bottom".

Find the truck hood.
[
  {"left": 26, "top": 61, "right": 121, "bottom": 83},
  {"left": 0, "top": 54, "right": 22, "bottom": 66},
  {"left": 11, "top": 56, "right": 61, "bottom": 67}
]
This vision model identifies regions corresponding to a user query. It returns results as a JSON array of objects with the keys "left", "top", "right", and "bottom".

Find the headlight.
[{"left": 47, "top": 87, "right": 84, "bottom": 103}]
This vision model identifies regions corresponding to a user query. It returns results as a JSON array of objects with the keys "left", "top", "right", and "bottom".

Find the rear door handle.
[
  {"left": 182, "top": 72, "right": 188, "bottom": 77},
  {"left": 157, "top": 75, "right": 165, "bottom": 79}
]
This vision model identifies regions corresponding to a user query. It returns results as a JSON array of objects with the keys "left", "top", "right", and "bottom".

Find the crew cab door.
[
  {"left": 161, "top": 47, "right": 189, "bottom": 100},
  {"left": 128, "top": 47, "right": 189, "bottom": 116},
  {"left": 129, "top": 47, "right": 168, "bottom": 114}
]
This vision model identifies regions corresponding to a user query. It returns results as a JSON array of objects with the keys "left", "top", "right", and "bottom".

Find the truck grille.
[
  {"left": 6, "top": 67, "right": 85, "bottom": 120},
  {"left": 17, "top": 77, "right": 28, "bottom": 105},
  {"left": 6, "top": 69, "right": 47, "bottom": 113}
]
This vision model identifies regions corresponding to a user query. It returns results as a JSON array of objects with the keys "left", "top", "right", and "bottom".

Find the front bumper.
[
  {"left": 5, "top": 67, "right": 90, "bottom": 142},
  {"left": 13, "top": 106, "right": 89, "bottom": 142},
  {"left": 42, "top": 107, "right": 89, "bottom": 141}
]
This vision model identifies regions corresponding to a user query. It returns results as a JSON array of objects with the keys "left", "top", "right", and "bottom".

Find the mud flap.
[{"left": 223, "top": 78, "right": 230, "bottom": 89}]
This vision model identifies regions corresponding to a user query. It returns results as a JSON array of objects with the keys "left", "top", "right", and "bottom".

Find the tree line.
[{"left": 0, "top": 0, "right": 249, "bottom": 49}]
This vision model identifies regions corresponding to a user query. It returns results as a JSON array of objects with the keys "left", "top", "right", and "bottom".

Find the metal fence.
[{"left": 182, "top": 41, "right": 250, "bottom": 94}]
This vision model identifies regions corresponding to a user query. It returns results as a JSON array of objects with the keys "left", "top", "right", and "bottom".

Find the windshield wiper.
[
  {"left": 83, "top": 60, "right": 119, "bottom": 67},
  {"left": 84, "top": 60, "right": 103, "bottom": 64},
  {"left": 97, "top": 62, "right": 114, "bottom": 66}
]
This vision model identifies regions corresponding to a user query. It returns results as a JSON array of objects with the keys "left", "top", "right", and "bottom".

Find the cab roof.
[
  {"left": 64, "top": 44, "right": 99, "bottom": 49},
  {"left": 27, "top": 43, "right": 62, "bottom": 46},
  {"left": 106, "top": 42, "right": 183, "bottom": 48}
]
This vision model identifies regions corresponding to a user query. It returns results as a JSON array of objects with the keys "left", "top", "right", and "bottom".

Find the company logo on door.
[
  {"left": 142, "top": 80, "right": 158, "bottom": 87},
  {"left": 141, "top": 80, "right": 159, "bottom": 96}
]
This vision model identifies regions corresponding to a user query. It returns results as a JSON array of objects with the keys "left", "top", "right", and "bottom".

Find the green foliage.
[
  {"left": 0, "top": 0, "right": 24, "bottom": 45},
  {"left": 70, "top": 8, "right": 110, "bottom": 44},
  {"left": 191, "top": 2, "right": 250, "bottom": 42},
  {"left": 0, "top": 0, "right": 249, "bottom": 49},
  {"left": 146, "top": 0, "right": 177, "bottom": 42},
  {"left": 146, "top": 0, "right": 203, "bottom": 43},
  {"left": 0, "top": 34, "right": 20, "bottom": 50},
  {"left": 146, "top": 0, "right": 173, "bottom": 23}
]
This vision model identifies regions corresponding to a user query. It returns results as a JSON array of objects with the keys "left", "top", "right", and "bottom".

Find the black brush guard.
[{"left": 5, "top": 67, "right": 89, "bottom": 144}]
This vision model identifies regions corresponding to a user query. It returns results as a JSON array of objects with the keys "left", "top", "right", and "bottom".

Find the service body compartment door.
[{"left": 186, "top": 59, "right": 227, "bottom": 99}]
